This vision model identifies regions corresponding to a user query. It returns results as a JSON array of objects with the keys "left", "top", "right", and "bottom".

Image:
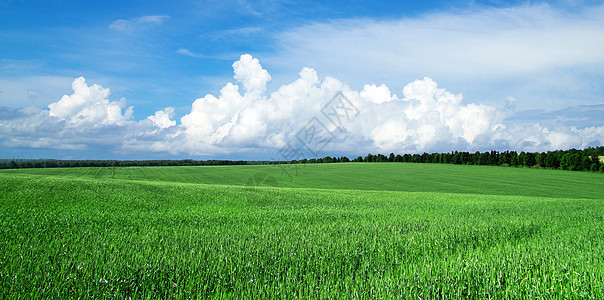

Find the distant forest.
[
  {"left": 1, "top": 146, "right": 603, "bottom": 172},
  {"left": 0, "top": 159, "right": 249, "bottom": 169},
  {"left": 272, "top": 147, "right": 604, "bottom": 173}
]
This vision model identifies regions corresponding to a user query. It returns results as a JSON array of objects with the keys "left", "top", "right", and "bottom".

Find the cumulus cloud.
[
  {"left": 360, "top": 84, "right": 394, "bottom": 104},
  {"left": 48, "top": 77, "right": 133, "bottom": 127},
  {"left": 147, "top": 107, "right": 176, "bottom": 129},
  {"left": 358, "top": 77, "right": 501, "bottom": 153},
  {"left": 233, "top": 54, "right": 271, "bottom": 95},
  {"left": 0, "top": 54, "right": 602, "bottom": 158}
]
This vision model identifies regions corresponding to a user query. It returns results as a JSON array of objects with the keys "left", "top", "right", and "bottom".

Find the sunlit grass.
[
  {"left": 1, "top": 164, "right": 603, "bottom": 298},
  {"left": 4, "top": 162, "right": 604, "bottom": 199}
]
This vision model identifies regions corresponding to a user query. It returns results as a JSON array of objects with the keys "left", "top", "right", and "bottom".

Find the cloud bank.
[
  {"left": 1, "top": 54, "right": 602, "bottom": 158},
  {"left": 271, "top": 4, "right": 604, "bottom": 111}
]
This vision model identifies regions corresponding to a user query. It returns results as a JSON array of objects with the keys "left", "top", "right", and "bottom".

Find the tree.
[
  {"left": 518, "top": 152, "right": 528, "bottom": 166},
  {"left": 478, "top": 152, "right": 490, "bottom": 165},
  {"left": 510, "top": 155, "right": 518, "bottom": 166},
  {"left": 591, "top": 163, "right": 599, "bottom": 172},
  {"left": 524, "top": 152, "right": 536, "bottom": 167},
  {"left": 498, "top": 151, "right": 510, "bottom": 166},
  {"left": 561, "top": 153, "right": 580, "bottom": 171},
  {"left": 451, "top": 152, "right": 461, "bottom": 164},
  {"left": 545, "top": 152, "right": 560, "bottom": 169},
  {"left": 489, "top": 150, "right": 499, "bottom": 165},
  {"left": 535, "top": 152, "right": 545, "bottom": 167},
  {"left": 580, "top": 154, "right": 591, "bottom": 171}
]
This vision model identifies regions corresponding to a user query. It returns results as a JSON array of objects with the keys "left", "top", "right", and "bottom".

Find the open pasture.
[
  {"left": 4, "top": 162, "right": 603, "bottom": 199},
  {"left": 1, "top": 164, "right": 603, "bottom": 298}
]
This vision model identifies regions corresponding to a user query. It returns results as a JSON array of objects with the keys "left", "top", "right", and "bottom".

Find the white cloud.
[
  {"left": 176, "top": 49, "right": 236, "bottom": 60},
  {"left": 176, "top": 49, "right": 206, "bottom": 58},
  {"left": 0, "top": 54, "right": 603, "bottom": 158},
  {"left": 269, "top": 4, "right": 604, "bottom": 111},
  {"left": 222, "top": 26, "right": 261, "bottom": 35},
  {"left": 202, "top": 26, "right": 262, "bottom": 39},
  {"left": 48, "top": 77, "right": 133, "bottom": 127},
  {"left": 233, "top": 54, "right": 271, "bottom": 96},
  {"left": 277, "top": 4, "right": 604, "bottom": 76},
  {"left": 351, "top": 77, "right": 503, "bottom": 153},
  {"left": 147, "top": 107, "right": 176, "bottom": 129},
  {"left": 360, "top": 84, "right": 394, "bottom": 104},
  {"left": 176, "top": 49, "right": 197, "bottom": 57},
  {"left": 109, "top": 15, "right": 170, "bottom": 32}
]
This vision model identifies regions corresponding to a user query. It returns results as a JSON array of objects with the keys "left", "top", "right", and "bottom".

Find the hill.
[
  {"left": 1, "top": 163, "right": 603, "bottom": 298},
  {"left": 3, "top": 162, "right": 603, "bottom": 199}
]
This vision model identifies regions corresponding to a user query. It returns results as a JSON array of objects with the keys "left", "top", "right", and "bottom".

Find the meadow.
[{"left": 1, "top": 163, "right": 603, "bottom": 298}]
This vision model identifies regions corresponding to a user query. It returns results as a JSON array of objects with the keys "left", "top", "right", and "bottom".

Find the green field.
[{"left": 1, "top": 163, "right": 603, "bottom": 298}]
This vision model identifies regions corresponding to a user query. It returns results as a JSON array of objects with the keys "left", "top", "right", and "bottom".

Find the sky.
[{"left": 1, "top": 0, "right": 603, "bottom": 160}]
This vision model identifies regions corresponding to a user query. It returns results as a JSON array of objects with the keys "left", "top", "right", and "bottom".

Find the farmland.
[{"left": 1, "top": 163, "right": 603, "bottom": 298}]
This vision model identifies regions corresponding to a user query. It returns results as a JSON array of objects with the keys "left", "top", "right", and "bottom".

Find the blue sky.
[
  {"left": 1, "top": 0, "right": 603, "bottom": 160},
  {"left": 1, "top": 0, "right": 475, "bottom": 115}
]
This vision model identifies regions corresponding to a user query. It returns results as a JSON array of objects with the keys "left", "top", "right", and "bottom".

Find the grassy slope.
[
  {"left": 1, "top": 164, "right": 604, "bottom": 298},
  {"left": 3, "top": 162, "right": 604, "bottom": 199}
]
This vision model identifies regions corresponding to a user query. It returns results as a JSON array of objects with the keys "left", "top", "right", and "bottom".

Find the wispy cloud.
[
  {"left": 176, "top": 49, "right": 238, "bottom": 60},
  {"left": 109, "top": 15, "right": 170, "bottom": 32},
  {"left": 201, "top": 26, "right": 263, "bottom": 40},
  {"left": 176, "top": 49, "right": 206, "bottom": 58},
  {"left": 0, "top": 75, "right": 74, "bottom": 107},
  {"left": 270, "top": 3, "right": 604, "bottom": 110},
  {"left": 236, "top": 0, "right": 262, "bottom": 16},
  {"left": 276, "top": 4, "right": 604, "bottom": 75}
]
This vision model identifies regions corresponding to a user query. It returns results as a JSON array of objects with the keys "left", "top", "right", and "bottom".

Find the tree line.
[
  {"left": 0, "top": 159, "right": 248, "bottom": 169},
  {"left": 267, "top": 147, "right": 604, "bottom": 173},
  {"left": 1, "top": 147, "right": 603, "bottom": 172}
]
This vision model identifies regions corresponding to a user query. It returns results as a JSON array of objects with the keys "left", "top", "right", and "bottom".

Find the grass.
[
  {"left": 1, "top": 163, "right": 603, "bottom": 298},
  {"left": 4, "top": 162, "right": 604, "bottom": 199}
]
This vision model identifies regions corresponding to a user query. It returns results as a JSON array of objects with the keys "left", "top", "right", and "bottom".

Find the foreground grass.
[{"left": 1, "top": 169, "right": 603, "bottom": 298}]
